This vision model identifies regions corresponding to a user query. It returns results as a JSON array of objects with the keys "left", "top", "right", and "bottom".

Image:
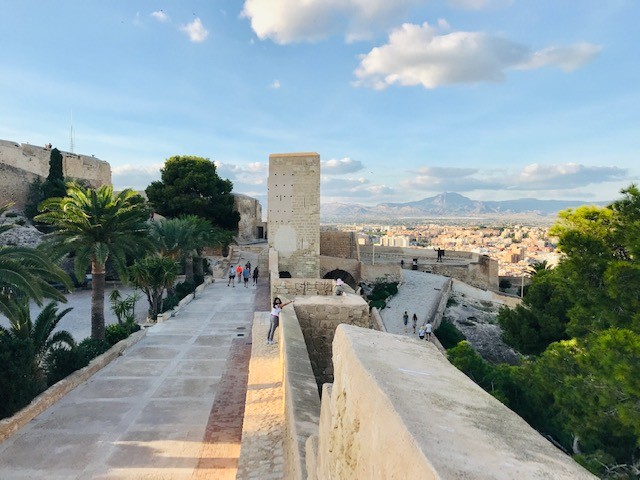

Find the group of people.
[
  {"left": 402, "top": 310, "right": 433, "bottom": 341},
  {"left": 227, "top": 261, "right": 259, "bottom": 287}
]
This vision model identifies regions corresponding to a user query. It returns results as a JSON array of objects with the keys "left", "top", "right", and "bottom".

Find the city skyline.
[{"left": 1, "top": 1, "right": 638, "bottom": 208}]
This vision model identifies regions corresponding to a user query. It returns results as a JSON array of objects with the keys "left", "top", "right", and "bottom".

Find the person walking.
[
  {"left": 412, "top": 313, "right": 418, "bottom": 334},
  {"left": 227, "top": 265, "right": 236, "bottom": 287},
  {"left": 267, "top": 297, "right": 293, "bottom": 345},
  {"left": 425, "top": 321, "right": 433, "bottom": 341},
  {"left": 403, "top": 311, "right": 409, "bottom": 333},
  {"left": 243, "top": 265, "right": 251, "bottom": 287},
  {"left": 236, "top": 264, "right": 243, "bottom": 284},
  {"left": 252, "top": 266, "right": 259, "bottom": 286},
  {"left": 418, "top": 324, "right": 426, "bottom": 340}
]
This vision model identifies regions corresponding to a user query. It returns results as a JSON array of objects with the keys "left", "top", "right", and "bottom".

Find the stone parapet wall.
[
  {"left": 359, "top": 263, "right": 402, "bottom": 284},
  {"left": 272, "top": 278, "right": 334, "bottom": 297},
  {"left": 0, "top": 140, "right": 111, "bottom": 210},
  {"left": 280, "top": 304, "right": 321, "bottom": 480},
  {"left": 307, "top": 325, "right": 596, "bottom": 480}
]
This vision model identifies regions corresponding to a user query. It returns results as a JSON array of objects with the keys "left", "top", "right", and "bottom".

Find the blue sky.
[{"left": 1, "top": 1, "right": 638, "bottom": 208}]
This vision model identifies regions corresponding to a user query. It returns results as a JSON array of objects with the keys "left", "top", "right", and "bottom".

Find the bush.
[
  {"left": 366, "top": 281, "right": 399, "bottom": 309},
  {"left": 0, "top": 335, "right": 43, "bottom": 419},
  {"left": 435, "top": 319, "right": 466, "bottom": 349},
  {"left": 162, "top": 294, "right": 179, "bottom": 313},
  {"left": 45, "top": 347, "right": 87, "bottom": 386},
  {"left": 77, "top": 337, "right": 110, "bottom": 360},
  {"left": 175, "top": 281, "right": 196, "bottom": 299},
  {"left": 105, "top": 322, "right": 141, "bottom": 346}
]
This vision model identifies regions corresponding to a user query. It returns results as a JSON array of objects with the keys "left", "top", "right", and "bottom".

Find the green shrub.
[
  {"left": 435, "top": 320, "right": 466, "bottom": 349},
  {"left": 162, "top": 294, "right": 179, "bottom": 312},
  {"left": 369, "top": 299, "right": 386, "bottom": 310},
  {"left": 105, "top": 322, "right": 141, "bottom": 346},
  {"left": 175, "top": 281, "right": 196, "bottom": 299},
  {"left": 45, "top": 346, "right": 87, "bottom": 386},
  {"left": 0, "top": 335, "right": 43, "bottom": 419},
  {"left": 194, "top": 273, "right": 204, "bottom": 286},
  {"left": 77, "top": 337, "right": 110, "bottom": 360},
  {"left": 366, "top": 281, "right": 398, "bottom": 309}
]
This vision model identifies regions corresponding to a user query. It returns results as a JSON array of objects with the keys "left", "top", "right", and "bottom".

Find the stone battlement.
[{"left": 0, "top": 139, "right": 111, "bottom": 210}]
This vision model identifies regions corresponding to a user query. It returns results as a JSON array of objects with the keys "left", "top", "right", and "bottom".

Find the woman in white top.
[{"left": 267, "top": 297, "right": 293, "bottom": 345}]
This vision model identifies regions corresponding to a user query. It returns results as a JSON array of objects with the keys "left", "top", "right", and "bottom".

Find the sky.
[{"left": 1, "top": 1, "right": 638, "bottom": 209}]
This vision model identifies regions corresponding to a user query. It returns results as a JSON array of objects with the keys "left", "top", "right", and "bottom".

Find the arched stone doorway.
[
  {"left": 323, "top": 269, "right": 356, "bottom": 289},
  {"left": 279, "top": 271, "right": 292, "bottom": 278}
]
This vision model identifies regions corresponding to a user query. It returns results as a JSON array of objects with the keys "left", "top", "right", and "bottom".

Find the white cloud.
[
  {"left": 517, "top": 43, "right": 602, "bottom": 72},
  {"left": 180, "top": 18, "right": 209, "bottom": 43},
  {"left": 112, "top": 164, "right": 163, "bottom": 191},
  {"left": 354, "top": 22, "right": 600, "bottom": 89},
  {"left": 321, "top": 157, "right": 364, "bottom": 175},
  {"left": 151, "top": 10, "right": 170, "bottom": 23},
  {"left": 270, "top": 80, "right": 281, "bottom": 89},
  {"left": 241, "top": 0, "right": 422, "bottom": 44},
  {"left": 214, "top": 160, "right": 268, "bottom": 186},
  {"left": 401, "top": 163, "right": 628, "bottom": 192},
  {"left": 447, "top": 0, "right": 513, "bottom": 11}
]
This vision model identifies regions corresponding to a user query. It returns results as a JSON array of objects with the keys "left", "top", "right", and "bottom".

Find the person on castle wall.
[
  {"left": 236, "top": 264, "right": 243, "bottom": 284},
  {"left": 245, "top": 260, "right": 251, "bottom": 270},
  {"left": 418, "top": 324, "right": 426, "bottom": 340},
  {"left": 400, "top": 259, "right": 405, "bottom": 268},
  {"left": 403, "top": 311, "right": 409, "bottom": 333},
  {"left": 268, "top": 297, "right": 293, "bottom": 345},
  {"left": 425, "top": 321, "right": 433, "bottom": 341},
  {"left": 243, "top": 265, "right": 251, "bottom": 287},
  {"left": 412, "top": 313, "right": 418, "bottom": 334},
  {"left": 335, "top": 278, "right": 345, "bottom": 296},
  {"left": 252, "top": 266, "right": 259, "bottom": 286},
  {"left": 227, "top": 265, "right": 236, "bottom": 287},
  {"left": 435, "top": 248, "right": 444, "bottom": 262}
]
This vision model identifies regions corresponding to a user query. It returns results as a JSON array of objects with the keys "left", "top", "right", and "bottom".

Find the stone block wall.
[
  {"left": 271, "top": 278, "right": 334, "bottom": 297},
  {"left": 319, "top": 230, "right": 355, "bottom": 259},
  {"left": 359, "top": 263, "right": 402, "bottom": 284},
  {"left": 292, "top": 295, "right": 369, "bottom": 393},
  {"left": 268, "top": 153, "right": 320, "bottom": 278},
  {"left": 307, "top": 324, "right": 596, "bottom": 480},
  {"left": 233, "top": 193, "right": 264, "bottom": 242},
  {"left": 0, "top": 140, "right": 111, "bottom": 210}
]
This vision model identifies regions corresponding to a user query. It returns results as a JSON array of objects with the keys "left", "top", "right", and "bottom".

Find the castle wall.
[
  {"left": 306, "top": 324, "right": 596, "bottom": 480},
  {"left": 233, "top": 193, "right": 264, "bottom": 242},
  {"left": 0, "top": 140, "right": 111, "bottom": 210},
  {"left": 268, "top": 153, "right": 320, "bottom": 278},
  {"left": 319, "top": 230, "right": 355, "bottom": 259},
  {"left": 291, "top": 295, "right": 370, "bottom": 393}
]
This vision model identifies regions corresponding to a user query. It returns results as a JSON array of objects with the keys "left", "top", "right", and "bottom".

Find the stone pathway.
[{"left": 0, "top": 254, "right": 262, "bottom": 479}]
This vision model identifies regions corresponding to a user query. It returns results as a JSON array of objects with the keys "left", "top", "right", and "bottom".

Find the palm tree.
[
  {"left": 1, "top": 300, "right": 75, "bottom": 370},
  {"left": 150, "top": 215, "right": 215, "bottom": 284},
  {"left": 129, "top": 255, "right": 179, "bottom": 320},
  {"left": 0, "top": 204, "right": 71, "bottom": 320},
  {"left": 35, "top": 184, "right": 152, "bottom": 340}
]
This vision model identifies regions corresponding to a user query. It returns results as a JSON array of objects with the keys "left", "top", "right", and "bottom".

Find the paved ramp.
[{"left": 379, "top": 270, "right": 450, "bottom": 337}]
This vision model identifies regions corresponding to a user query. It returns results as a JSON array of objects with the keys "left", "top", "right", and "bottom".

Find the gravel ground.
[{"left": 0, "top": 284, "right": 148, "bottom": 342}]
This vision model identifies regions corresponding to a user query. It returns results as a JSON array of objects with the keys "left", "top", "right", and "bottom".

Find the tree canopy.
[{"left": 145, "top": 156, "right": 240, "bottom": 231}]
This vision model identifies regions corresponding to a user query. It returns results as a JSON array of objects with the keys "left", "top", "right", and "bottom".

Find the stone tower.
[{"left": 268, "top": 152, "right": 320, "bottom": 278}]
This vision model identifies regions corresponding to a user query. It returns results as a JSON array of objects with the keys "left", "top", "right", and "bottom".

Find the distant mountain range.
[{"left": 320, "top": 192, "right": 608, "bottom": 222}]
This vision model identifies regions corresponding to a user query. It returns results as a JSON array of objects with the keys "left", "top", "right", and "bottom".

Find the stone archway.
[
  {"left": 279, "top": 271, "right": 292, "bottom": 278},
  {"left": 323, "top": 269, "right": 356, "bottom": 289}
]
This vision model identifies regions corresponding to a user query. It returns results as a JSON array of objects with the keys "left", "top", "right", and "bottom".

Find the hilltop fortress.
[{"left": 0, "top": 139, "right": 111, "bottom": 210}]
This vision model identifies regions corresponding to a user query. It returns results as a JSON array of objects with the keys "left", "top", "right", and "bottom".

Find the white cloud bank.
[
  {"left": 355, "top": 22, "right": 601, "bottom": 89},
  {"left": 402, "top": 163, "right": 628, "bottom": 192},
  {"left": 321, "top": 157, "right": 364, "bottom": 175},
  {"left": 180, "top": 18, "right": 209, "bottom": 43},
  {"left": 241, "top": 0, "right": 422, "bottom": 44}
]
